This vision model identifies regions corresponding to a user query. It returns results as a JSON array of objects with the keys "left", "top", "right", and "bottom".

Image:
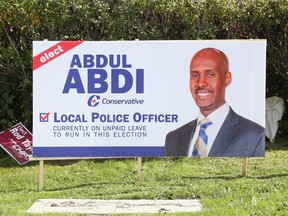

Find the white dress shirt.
[{"left": 188, "top": 103, "right": 230, "bottom": 156}]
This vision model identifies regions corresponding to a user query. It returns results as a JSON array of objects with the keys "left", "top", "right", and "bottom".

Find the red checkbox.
[{"left": 40, "top": 112, "right": 50, "bottom": 122}]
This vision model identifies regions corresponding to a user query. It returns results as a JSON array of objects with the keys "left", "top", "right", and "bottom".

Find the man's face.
[{"left": 189, "top": 50, "right": 232, "bottom": 116}]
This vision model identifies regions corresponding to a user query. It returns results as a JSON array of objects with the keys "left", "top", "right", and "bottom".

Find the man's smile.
[
  {"left": 195, "top": 89, "right": 212, "bottom": 98},
  {"left": 197, "top": 92, "right": 211, "bottom": 97}
]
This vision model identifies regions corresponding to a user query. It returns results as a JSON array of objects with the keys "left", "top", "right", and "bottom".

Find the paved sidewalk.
[{"left": 27, "top": 199, "right": 202, "bottom": 214}]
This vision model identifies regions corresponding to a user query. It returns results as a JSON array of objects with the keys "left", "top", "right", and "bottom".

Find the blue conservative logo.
[{"left": 87, "top": 95, "right": 100, "bottom": 107}]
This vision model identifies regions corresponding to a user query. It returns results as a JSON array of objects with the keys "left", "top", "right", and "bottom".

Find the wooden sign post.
[
  {"left": 39, "top": 160, "right": 44, "bottom": 191},
  {"left": 242, "top": 157, "right": 248, "bottom": 177},
  {"left": 137, "top": 157, "right": 142, "bottom": 181}
]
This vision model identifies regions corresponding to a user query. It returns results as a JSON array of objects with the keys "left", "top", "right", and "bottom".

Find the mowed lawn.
[{"left": 0, "top": 138, "right": 287, "bottom": 215}]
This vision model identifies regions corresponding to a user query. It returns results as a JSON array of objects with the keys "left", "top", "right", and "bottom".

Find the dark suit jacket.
[{"left": 165, "top": 107, "right": 265, "bottom": 157}]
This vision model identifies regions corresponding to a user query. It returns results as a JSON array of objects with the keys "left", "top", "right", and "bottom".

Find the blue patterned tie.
[{"left": 192, "top": 118, "right": 212, "bottom": 157}]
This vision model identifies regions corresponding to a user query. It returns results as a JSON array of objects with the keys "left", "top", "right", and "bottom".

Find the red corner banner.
[
  {"left": 0, "top": 123, "right": 33, "bottom": 165},
  {"left": 33, "top": 41, "right": 83, "bottom": 70}
]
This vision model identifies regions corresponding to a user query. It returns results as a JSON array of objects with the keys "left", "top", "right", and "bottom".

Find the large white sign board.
[{"left": 33, "top": 40, "right": 266, "bottom": 157}]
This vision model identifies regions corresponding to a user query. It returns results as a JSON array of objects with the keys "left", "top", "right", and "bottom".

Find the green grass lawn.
[{"left": 0, "top": 138, "right": 287, "bottom": 215}]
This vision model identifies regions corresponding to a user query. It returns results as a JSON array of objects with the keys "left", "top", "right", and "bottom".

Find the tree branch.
[{"left": 0, "top": 21, "right": 27, "bottom": 77}]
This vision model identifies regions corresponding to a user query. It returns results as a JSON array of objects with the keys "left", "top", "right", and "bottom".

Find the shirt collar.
[{"left": 197, "top": 103, "right": 230, "bottom": 124}]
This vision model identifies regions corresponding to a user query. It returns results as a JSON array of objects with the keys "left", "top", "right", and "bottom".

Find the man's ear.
[{"left": 225, "top": 72, "right": 232, "bottom": 87}]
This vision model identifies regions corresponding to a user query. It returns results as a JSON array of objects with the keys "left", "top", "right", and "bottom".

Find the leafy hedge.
[{"left": 0, "top": 0, "right": 287, "bottom": 134}]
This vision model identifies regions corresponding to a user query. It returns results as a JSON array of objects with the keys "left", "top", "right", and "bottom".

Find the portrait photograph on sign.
[{"left": 32, "top": 40, "right": 266, "bottom": 158}]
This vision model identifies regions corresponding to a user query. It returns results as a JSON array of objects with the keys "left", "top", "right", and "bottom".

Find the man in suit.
[{"left": 165, "top": 48, "right": 265, "bottom": 157}]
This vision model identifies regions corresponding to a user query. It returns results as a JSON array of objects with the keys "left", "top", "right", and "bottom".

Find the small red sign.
[
  {"left": 0, "top": 123, "right": 33, "bottom": 165},
  {"left": 33, "top": 41, "right": 83, "bottom": 70}
]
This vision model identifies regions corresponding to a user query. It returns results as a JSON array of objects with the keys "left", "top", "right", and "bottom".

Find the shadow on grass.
[
  {"left": 183, "top": 175, "right": 240, "bottom": 180},
  {"left": 182, "top": 172, "right": 288, "bottom": 181},
  {"left": 256, "top": 173, "right": 288, "bottom": 179},
  {"left": 44, "top": 176, "right": 242, "bottom": 192},
  {"left": 42, "top": 181, "right": 137, "bottom": 192},
  {"left": 42, "top": 173, "right": 288, "bottom": 192},
  {"left": 0, "top": 181, "right": 133, "bottom": 193}
]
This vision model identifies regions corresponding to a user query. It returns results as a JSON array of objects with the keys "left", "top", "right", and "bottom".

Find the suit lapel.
[
  {"left": 209, "top": 108, "right": 239, "bottom": 157},
  {"left": 178, "top": 120, "right": 197, "bottom": 156}
]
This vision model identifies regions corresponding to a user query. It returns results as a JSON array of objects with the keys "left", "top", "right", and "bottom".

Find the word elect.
[
  {"left": 62, "top": 54, "right": 144, "bottom": 94},
  {"left": 39, "top": 45, "right": 64, "bottom": 63},
  {"left": 53, "top": 112, "right": 178, "bottom": 123}
]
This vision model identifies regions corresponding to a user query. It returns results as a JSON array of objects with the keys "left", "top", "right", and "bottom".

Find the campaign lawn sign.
[
  {"left": 0, "top": 123, "right": 33, "bottom": 165},
  {"left": 33, "top": 40, "right": 266, "bottom": 158}
]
